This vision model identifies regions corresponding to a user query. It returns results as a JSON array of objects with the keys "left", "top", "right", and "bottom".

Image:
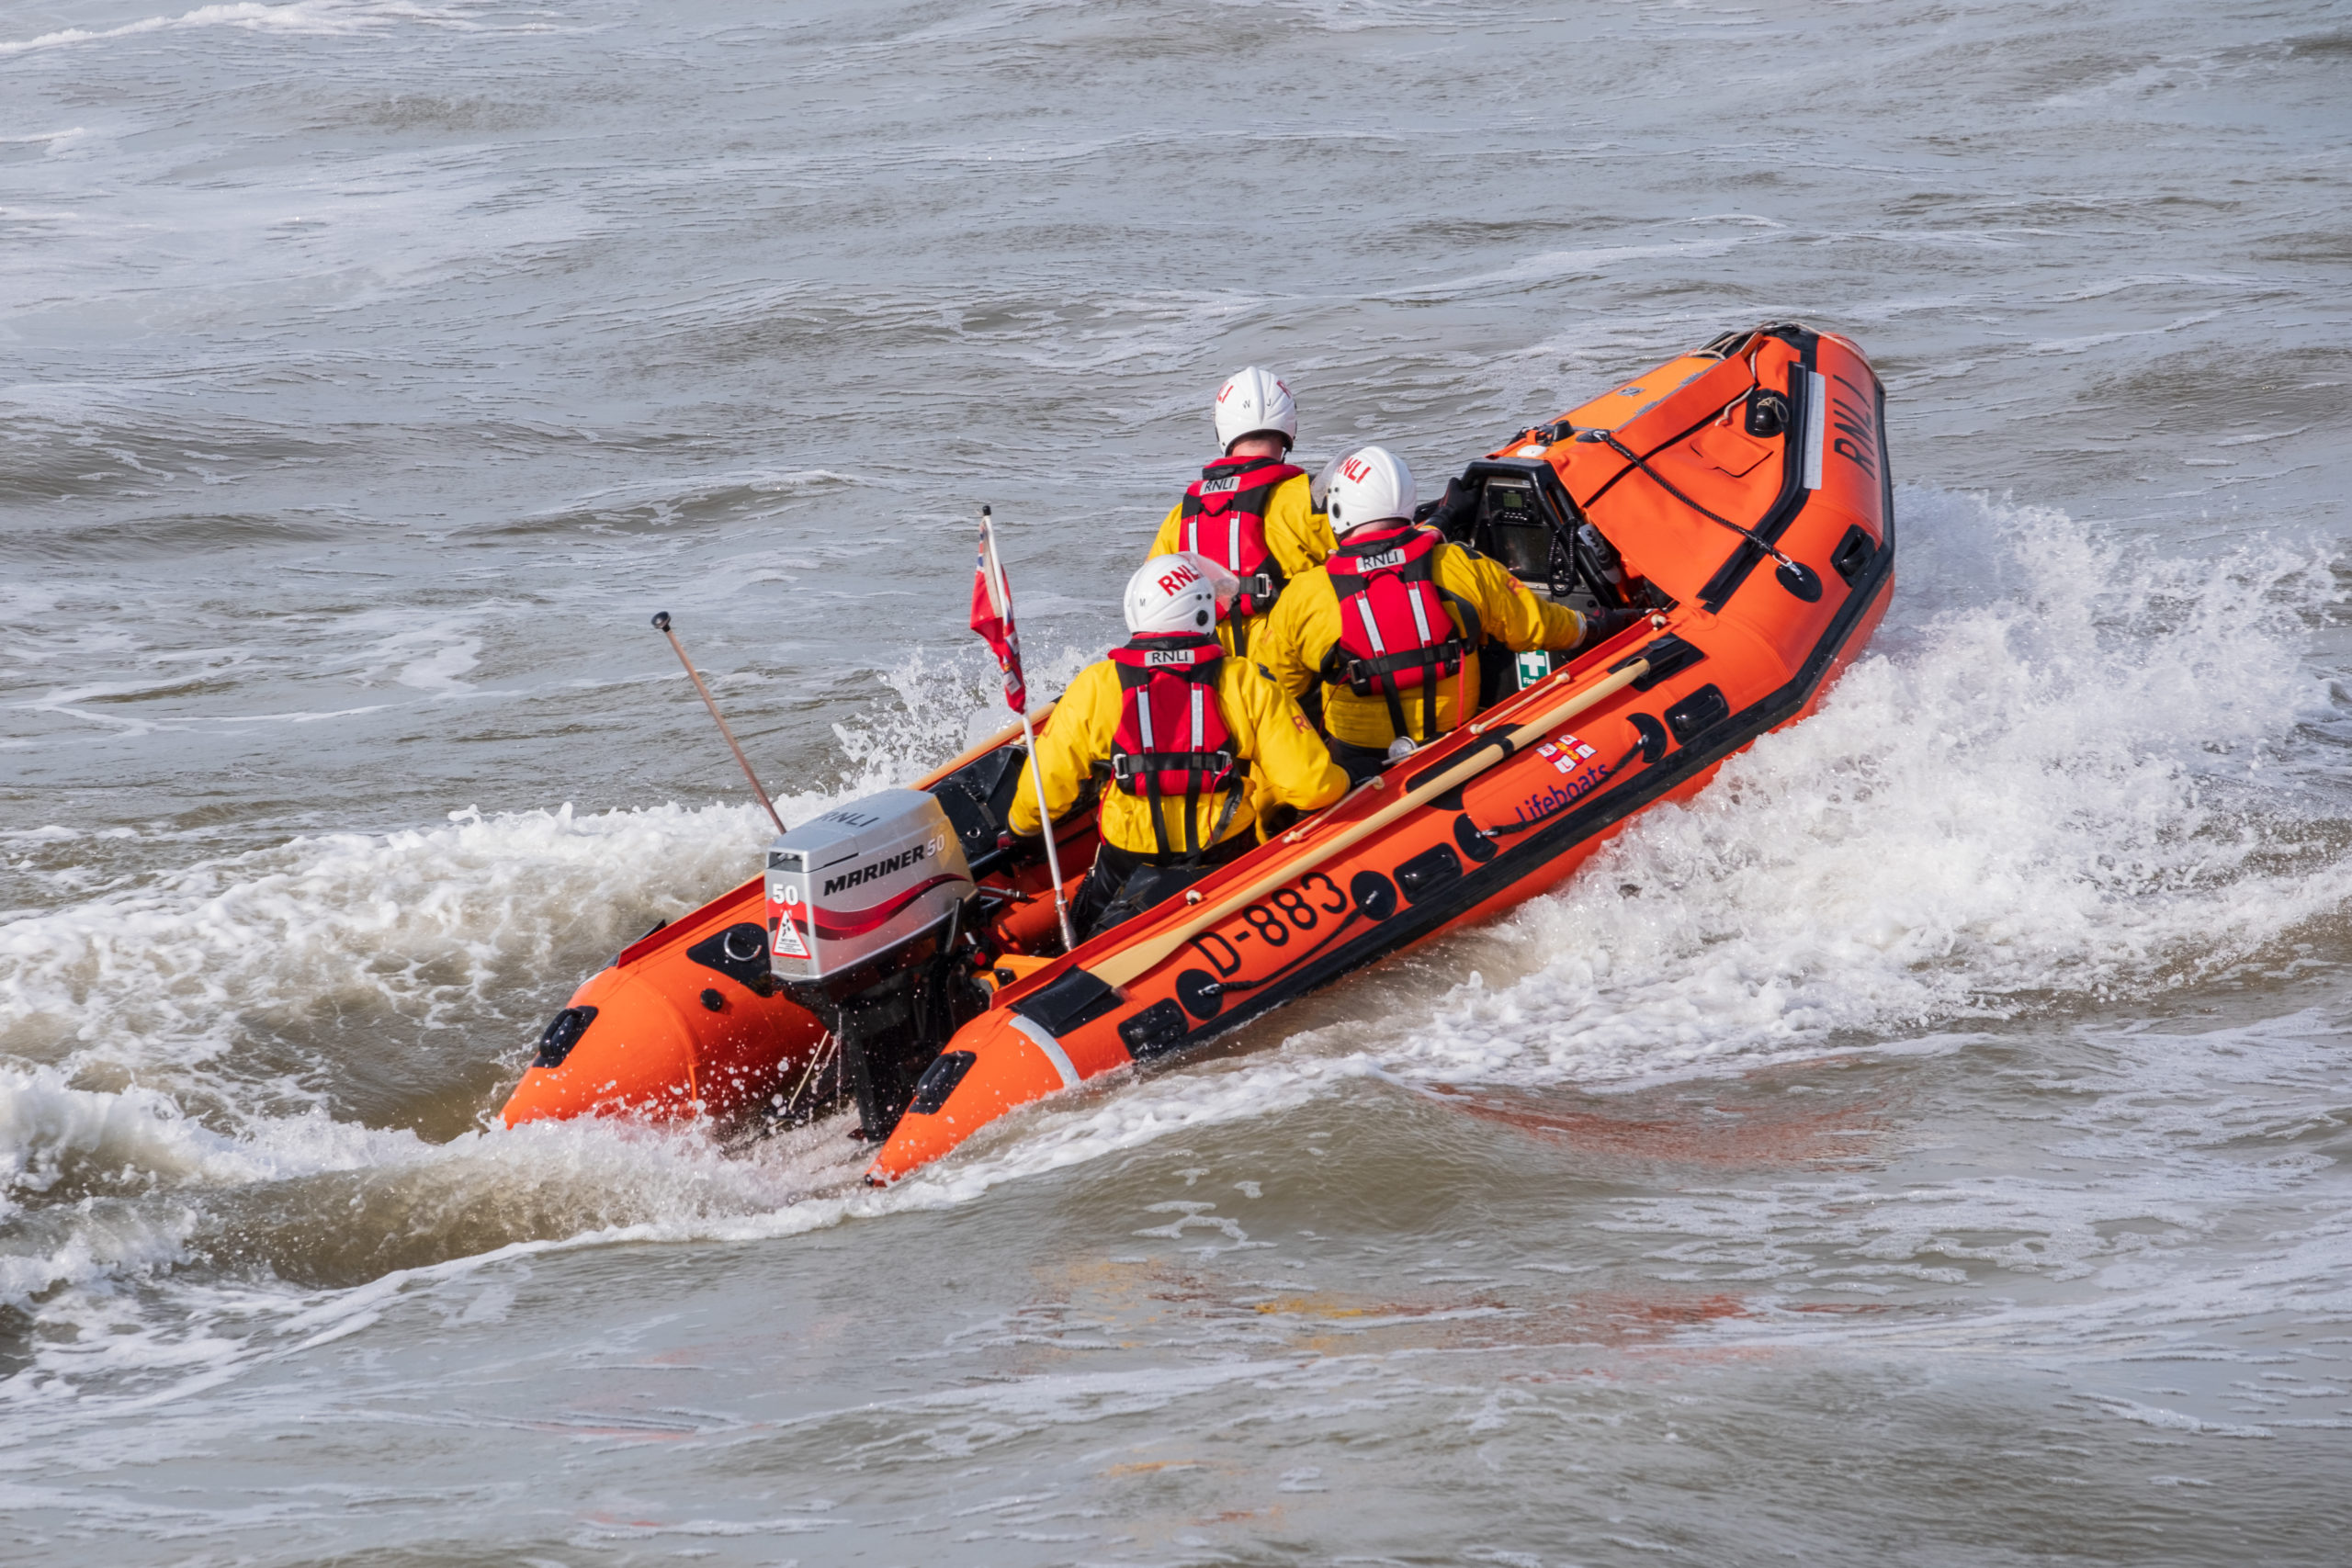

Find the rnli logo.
[
  {"left": 1147, "top": 649, "right": 1195, "bottom": 666},
  {"left": 1201, "top": 476, "right": 1238, "bottom": 495},
  {"left": 1358, "top": 547, "right": 1405, "bottom": 570},
  {"left": 1829, "top": 372, "right": 1880, "bottom": 480},
  {"left": 1340, "top": 455, "right": 1373, "bottom": 484},
  {"left": 1155, "top": 561, "right": 1202, "bottom": 596},
  {"left": 822, "top": 843, "right": 928, "bottom": 896}
]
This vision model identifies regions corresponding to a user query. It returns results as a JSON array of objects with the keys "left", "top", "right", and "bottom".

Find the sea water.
[{"left": 3, "top": 2, "right": 2348, "bottom": 1562}]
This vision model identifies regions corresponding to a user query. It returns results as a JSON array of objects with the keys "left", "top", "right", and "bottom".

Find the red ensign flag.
[{"left": 969, "top": 508, "right": 1027, "bottom": 715}]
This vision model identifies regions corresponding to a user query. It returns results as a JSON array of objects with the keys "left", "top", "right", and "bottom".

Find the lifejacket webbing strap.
[
  {"left": 1319, "top": 526, "right": 1481, "bottom": 744},
  {"left": 1107, "top": 635, "right": 1248, "bottom": 858}
]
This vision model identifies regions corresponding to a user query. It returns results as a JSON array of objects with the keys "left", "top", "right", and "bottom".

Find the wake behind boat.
[{"left": 497, "top": 321, "right": 1894, "bottom": 1182}]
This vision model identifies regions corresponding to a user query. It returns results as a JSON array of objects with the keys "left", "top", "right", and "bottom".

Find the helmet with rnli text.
[
  {"left": 1322, "top": 445, "right": 1415, "bottom": 534},
  {"left": 1124, "top": 552, "right": 1238, "bottom": 635},
  {"left": 1213, "top": 367, "right": 1298, "bottom": 454}
]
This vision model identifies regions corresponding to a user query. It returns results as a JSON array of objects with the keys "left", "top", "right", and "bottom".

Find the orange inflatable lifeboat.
[{"left": 500, "top": 322, "right": 1894, "bottom": 1183}]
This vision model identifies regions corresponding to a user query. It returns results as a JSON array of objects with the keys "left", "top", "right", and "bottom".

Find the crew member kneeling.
[
  {"left": 1009, "top": 553, "right": 1348, "bottom": 941},
  {"left": 1146, "top": 367, "right": 1335, "bottom": 659},
  {"left": 1261, "top": 446, "right": 1591, "bottom": 784}
]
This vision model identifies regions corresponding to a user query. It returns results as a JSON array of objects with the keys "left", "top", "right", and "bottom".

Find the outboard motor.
[{"left": 766, "top": 789, "right": 981, "bottom": 1140}]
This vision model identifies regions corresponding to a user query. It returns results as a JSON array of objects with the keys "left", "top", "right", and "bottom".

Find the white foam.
[
  {"left": 1, "top": 1066, "right": 311, "bottom": 1201},
  {"left": 0, "top": 642, "right": 1016, "bottom": 1106},
  {"left": 1351, "top": 485, "right": 2344, "bottom": 1089},
  {"left": 0, "top": 799, "right": 778, "bottom": 1094},
  {"left": 0, "top": 1194, "right": 201, "bottom": 1315}
]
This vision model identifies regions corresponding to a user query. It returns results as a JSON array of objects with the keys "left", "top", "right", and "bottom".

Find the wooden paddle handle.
[{"left": 1091, "top": 658, "right": 1652, "bottom": 987}]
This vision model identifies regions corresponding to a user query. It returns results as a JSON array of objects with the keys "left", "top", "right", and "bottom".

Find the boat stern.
[
  {"left": 863, "top": 1006, "right": 1087, "bottom": 1183},
  {"left": 500, "top": 964, "right": 706, "bottom": 1127}
]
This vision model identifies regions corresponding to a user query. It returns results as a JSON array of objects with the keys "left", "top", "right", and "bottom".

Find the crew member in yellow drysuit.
[
  {"left": 1146, "top": 367, "right": 1335, "bottom": 659},
  {"left": 1009, "top": 553, "right": 1348, "bottom": 940},
  {"left": 1258, "top": 445, "right": 1596, "bottom": 784}
]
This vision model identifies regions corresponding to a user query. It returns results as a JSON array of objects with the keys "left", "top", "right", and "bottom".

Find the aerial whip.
[{"left": 650, "top": 610, "right": 786, "bottom": 834}]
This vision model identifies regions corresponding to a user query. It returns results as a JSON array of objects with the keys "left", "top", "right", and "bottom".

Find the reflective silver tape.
[
  {"left": 1803, "top": 369, "right": 1827, "bottom": 491},
  {"left": 1006, "top": 1013, "right": 1080, "bottom": 1089}
]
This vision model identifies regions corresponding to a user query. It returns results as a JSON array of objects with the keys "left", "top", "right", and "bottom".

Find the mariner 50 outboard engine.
[{"left": 766, "top": 789, "right": 983, "bottom": 1140}]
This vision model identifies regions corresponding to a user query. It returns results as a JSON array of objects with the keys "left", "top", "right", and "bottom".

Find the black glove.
[
  {"left": 1580, "top": 606, "right": 1650, "bottom": 646},
  {"left": 1415, "top": 477, "right": 1476, "bottom": 540}
]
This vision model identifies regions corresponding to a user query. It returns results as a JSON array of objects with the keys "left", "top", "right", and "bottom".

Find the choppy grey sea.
[{"left": 4, "top": 2, "right": 2349, "bottom": 1562}]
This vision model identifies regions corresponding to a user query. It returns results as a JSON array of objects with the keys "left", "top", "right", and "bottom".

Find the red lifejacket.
[
  {"left": 1177, "top": 455, "right": 1306, "bottom": 650},
  {"left": 1106, "top": 633, "right": 1249, "bottom": 859},
  {"left": 1320, "top": 524, "right": 1474, "bottom": 744}
]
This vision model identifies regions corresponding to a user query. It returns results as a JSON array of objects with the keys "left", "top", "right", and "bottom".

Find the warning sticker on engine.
[{"left": 771, "top": 913, "right": 809, "bottom": 960}]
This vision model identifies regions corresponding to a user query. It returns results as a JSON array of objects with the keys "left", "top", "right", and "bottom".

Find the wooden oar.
[{"left": 1090, "top": 656, "right": 1654, "bottom": 987}]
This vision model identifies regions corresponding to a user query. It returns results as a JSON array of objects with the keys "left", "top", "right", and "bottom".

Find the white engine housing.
[{"left": 765, "top": 789, "right": 974, "bottom": 983}]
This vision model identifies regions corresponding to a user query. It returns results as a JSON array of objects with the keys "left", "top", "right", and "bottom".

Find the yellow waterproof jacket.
[
  {"left": 1008, "top": 651, "right": 1349, "bottom": 857},
  {"left": 1259, "top": 530, "right": 1589, "bottom": 751},
  {"left": 1149, "top": 472, "right": 1336, "bottom": 657}
]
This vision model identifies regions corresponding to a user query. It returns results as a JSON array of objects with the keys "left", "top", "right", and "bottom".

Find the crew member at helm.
[
  {"left": 1008, "top": 552, "right": 1348, "bottom": 941},
  {"left": 1145, "top": 367, "right": 1335, "bottom": 659},
  {"left": 1259, "top": 446, "right": 1592, "bottom": 784}
]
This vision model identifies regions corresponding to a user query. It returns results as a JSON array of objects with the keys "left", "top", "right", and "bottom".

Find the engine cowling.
[{"left": 765, "top": 789, "right": 974, "bottom": 983}]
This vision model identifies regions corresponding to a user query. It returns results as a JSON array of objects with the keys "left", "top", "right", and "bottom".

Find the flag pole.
[{"left": 979, "top": 507, "right": 1078, "bottom": 952}]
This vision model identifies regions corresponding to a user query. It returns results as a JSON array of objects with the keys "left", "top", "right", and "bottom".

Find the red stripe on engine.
[{"left": 812, "top": 874, "right": 967, "bottom": 940}]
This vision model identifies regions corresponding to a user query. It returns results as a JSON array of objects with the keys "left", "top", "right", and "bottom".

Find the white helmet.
[
  {"left": 1124, "top": 552, "right": 1237, "bottom": 635},
  {"left": 1323, "top": 445, "right": 1415, "bottom": 534},
  {"left": 1213, "top": 366, "right": 1298, "bottom": 454}
]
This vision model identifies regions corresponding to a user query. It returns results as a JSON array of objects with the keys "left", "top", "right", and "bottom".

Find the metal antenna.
[{"left": 650, "top": 611, "right": 786, "bottom": 834}]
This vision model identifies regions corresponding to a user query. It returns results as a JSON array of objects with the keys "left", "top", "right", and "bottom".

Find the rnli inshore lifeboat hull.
[
  {"left": 498, "top": 726, "right": 1084, "bottom": 1131},
  {"left": 868, "top": 322, "right": 1894, "bottom": 1179},
  {"left": 496, "top": 322, "right": 1894, "bottom": 1184}
]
